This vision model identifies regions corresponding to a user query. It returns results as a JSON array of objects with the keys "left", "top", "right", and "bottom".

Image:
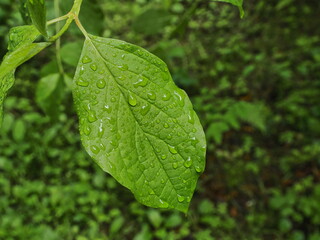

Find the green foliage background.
[{"left": 1, "top": 0, "right": 320, "bottom": 239}]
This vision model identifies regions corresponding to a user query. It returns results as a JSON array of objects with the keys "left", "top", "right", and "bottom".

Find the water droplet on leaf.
[
  {"left": 96, "top": 79, "right": 106, "bottom": 89},
  {"left": 168, "top": 145, "right": 178, "bottom": 154},
  {"left": 128, "top": 92, "right": 137, "bottom": 106},
  {"left": 88, "top": 111, "right": 97, "bottom": 123},
  {"left": 173, "top": 89, "right": 185, "bottom": 107},
  {"left": 104, "top": 105, "right": 112, "bottom": 113},
  {"left": 76, "top": 78, "right": 89, "bottom": 87},
  {"left": 83, "top": 125, "right": 91, "bottom": 136},
  {"left": 195, "top": 166, "right": 202, "bottom": 173},
  {"left": 188, "top": 110, "right": 195, "bottom": 124},
  {"left": 91, "top": 145, "right": 100, "bottom": 154},
  {"left": 82, "top": 56, "right": 92, "bottom": 64},
  {"left": 90, "top": 64, "right": 97, "bottom": 71},
  {"left": 140, "top": 103, "right": 151, "bottom": 116},
  {"left": 162, "top": 91, "right": 171, "bottom": 101},
  {"left": 184, "top": 157, "right": 193, "bottom": 168},
  {"left": 177, "top": 195, "right": 185, "bottom": 202},
  {"left": 147, "top": 91, "right": 156, "bottom": 100},
  {"left": 133, "top": 77, "right": 148, "bottom": 88},
  {"left": 118, "top": 64, "right": 128, "bottom": 71}
]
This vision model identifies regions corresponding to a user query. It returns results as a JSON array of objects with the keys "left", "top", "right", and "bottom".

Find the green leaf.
[
  {"left": 27, "top": 0, "right": 47, "bottom": 37},
  {"left": 0, "top": 25, "right": 51, "bottom": 129},
  {"left": 7, "top": 25, "right": 40, "bottom": 52},
  {"left": 19, "top": 0, "right": 32, "bottom": 25},
  {"left": 60, "top": 41, "right": 83, "bottom": 67},
  {"left": 212, "top": 0, "right": 245, "bottom": 18},
  {"left": 36, "top": 73, "right": 63, "bottom": 120},
  {"left": 72, "top": 35, "right": 206, "bottom": 213},
  {"left": 12, "top": 119, "right": 26, "bottom": 142}
]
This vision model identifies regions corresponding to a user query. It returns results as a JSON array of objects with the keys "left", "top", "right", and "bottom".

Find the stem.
[
  {"left": 47, "top": 14, "right": 69, "bottom": 26},
  {"left": 74, "top": 16, "right": 89, "bottom": 39},
  {"left": 48, "top": 0, "right": 84, "bottom": 42},
  {"left": 54, "top": 0, "right": 64, "bottom": 75},
  {"left": 48, "top": 18, "right": 73, "bottom": 42},
  {"left": 70, "top": 0, "right": 83, "bottom": 16}
]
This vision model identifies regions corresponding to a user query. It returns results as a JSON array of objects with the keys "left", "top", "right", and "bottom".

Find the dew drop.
[
  {"left": 184, "top": 157, "right": 193, "bottom": 168},
  {"left": 96, "top": 79, "right": 106, "bottom": 89},
  {"left": 173, "top": 90, "right": 185, "bottom": 107},
  {"left": 90, "top": 64, "right": 97, "bottom": 71},
  {"left": 133, "top": 77, "right": 148, "bottom": 88},
  {"left": 147, "top": 91, "right": 156, "bottom": 100},
  {"left": 201, "top": 145, "right": 206, "bottom": 152},
  {"left": 128, "top": 92, "right": 137, "bottom": 106},
  {"left": 98, "top": 121, "right": 104, "bottom": 137},
  {"left": 149, "top": 189, "right": 155, "bottom": 195},
  {"left": 117, "top": 76, "right": 125, "bottom": 81},
  {"left": 161, "top": 179, "right": 165, "bottom": 184},
  {"left": 186, "top": 197, "right": 191, "bottom": 203},
  {"left": 104, "top": 105, "right": 112, "bottom": 113},
  {"left": 190, "top": 136, "right": 199, "bottom": 146},
  {"left": 82, "top": 56, "right": 92, "bottom": 64},
  {"left": 164, "top": 123, "right": 169, "bottom": 128},
  {"left": 140, "top": 103, "right": 151, "bottom": 116},
  {"left": 99, "top": 143, "right": 106, "bottom": 150},
  {"left": 161, "top": 155, "right": 167, "bottom": 160},
  {"left": 168, "top": 145, "right": 178, "bottom": 154},
  {"left": 195, "top": 166, "right": 202, "bottom": 173},
  {"left": 118, "top": 64, "right": 128, "bottom": 71},
  {"left": 88, "top": 111, "right": 98, "bottom": 123},
  {"left": 162, "top": 91, "right": 171, "bottom": 101},
  {"left": 110, "top": 139, "right": 118, "bottom": 146},
  {"left": 76, "top": 78, "right": 89, "bottom": 87},
  {"left": 188, "top": 110, "right": 195, "bottom": 124},
  {"left": 111, "top": 97, "right": 116, "bottom": 102},
  {"left": 90, "top": 145, "right": 100, "bottom": 154},
  {"left": 177, "top": 195, "right": 185, "bottom": 203},
  {"left": 159, "top": 199, "right": 169, "bottom": 208},
  {"left": 172, "top": 162, "right": 178, "bottom": 169},
  {"left": 83, "top": 125, "right": 91, "bottom": 136},
  {"left": 79, "top": 66, "right": 85, "bottom": 75}
]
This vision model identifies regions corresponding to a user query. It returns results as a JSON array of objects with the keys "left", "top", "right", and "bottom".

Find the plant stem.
[
  {"left": 74, "top": 16, "right": 89, "bottom": 39},
  {"left": 70, "top": 0, "right": 83, "bottom": 16},
  {"left": 54, "top": 0, "right": 64, "bottom": 75},
  {"left": 47, "top": 14, "right": 69, "bottom": 26},
  {"left": 48, "top": 0, "right": 84, "bottom": 42}
]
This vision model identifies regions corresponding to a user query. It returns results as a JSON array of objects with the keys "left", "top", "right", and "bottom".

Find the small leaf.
[
  {"left": 72, "top": 35, "right": 206, "bottom": 213},
  {"left": 27, "top": 0, "right": 47, "bottom": 37},
  {"left": 12, "top": 119, "right": 26, "bottom": 142},
  {"left": 0, "top": 25, "right": 51, "bottom": 129},
  {"left": 7, "top": 25, "right": 40, "bottom": 52},
  {"left": 212, "top": 0, "right": 245, "bottom": 18},
  {"left": 36, "top": 73, "right": 63, "bottom": 120}
]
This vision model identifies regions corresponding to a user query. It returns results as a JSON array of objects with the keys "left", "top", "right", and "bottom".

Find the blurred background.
[{"left": 1, "top": 0, "right": 320, "bottom": 239}]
